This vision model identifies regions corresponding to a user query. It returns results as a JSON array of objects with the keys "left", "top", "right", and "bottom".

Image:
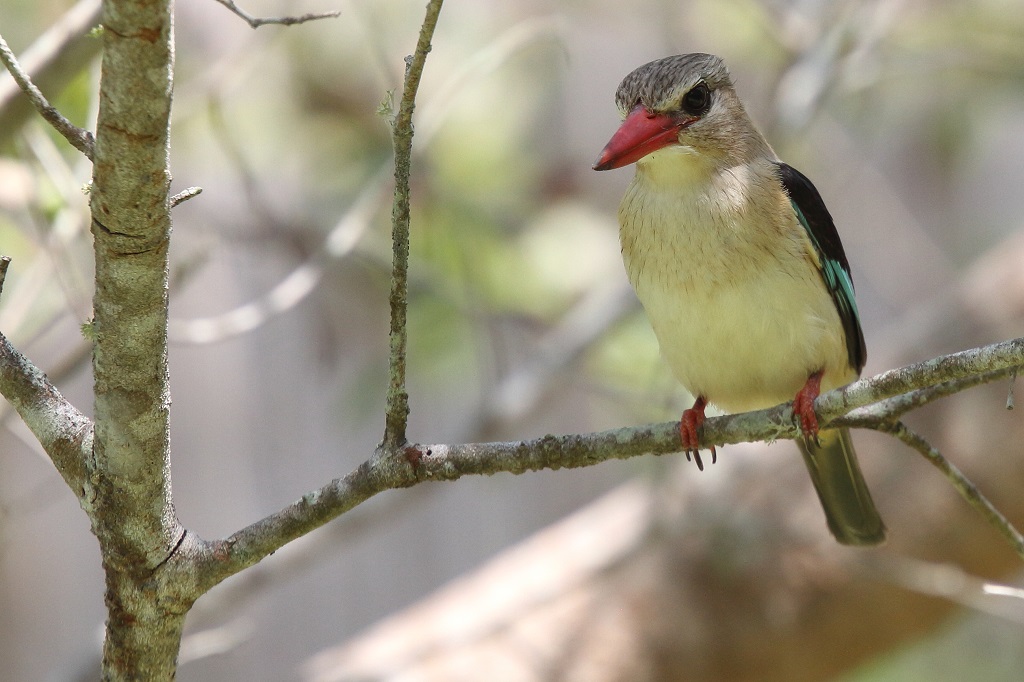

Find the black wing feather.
[{"left": 776, "top": 162, "right": 867, "bottom": 373}]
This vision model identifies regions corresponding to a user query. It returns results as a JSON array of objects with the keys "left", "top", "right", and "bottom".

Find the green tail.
[{"left": 797, "top": 428, "right": 886, "bottom": 546}]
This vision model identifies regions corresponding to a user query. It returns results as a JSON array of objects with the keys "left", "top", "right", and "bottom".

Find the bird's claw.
[
  {"left": 793, "top": 371, "right": 823, "bottom": 446},
  {"left": 680, "top": 398, "right": 715, "bottom": 471}
]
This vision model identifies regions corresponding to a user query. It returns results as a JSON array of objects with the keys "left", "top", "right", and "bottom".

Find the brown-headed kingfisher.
[{"left": 594, "top": 53, "right": 885, "bottom": 546}]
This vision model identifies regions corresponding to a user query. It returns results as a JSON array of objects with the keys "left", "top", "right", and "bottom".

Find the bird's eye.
[{"left": 681, "top": 83, "right": 711, "bottom": 116}]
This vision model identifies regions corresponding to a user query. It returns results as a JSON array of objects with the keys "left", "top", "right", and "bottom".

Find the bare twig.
[
  {"left": 0, "top": 0, "right": 101, "bottom": 149},
  {"left": 383, "top": 0, "right": 445, "bottom": 449},
  {"left": 879, "top": 421, "right": 1024, "bottom": 562},
  {"left": 212, "top": 0, "right": 341, "bottom": 28},
  {"left": 170, "top": 186, "right": 203, "bottom": 207},
  {"left": 0, "top": 30, "right": 95, "bottom": 159},
  {"left": 812, "top": 337, "right": 1024, "bottom": 431},
  {"left": 838, "top": 366, "right": 1020, "bottom": 427}
]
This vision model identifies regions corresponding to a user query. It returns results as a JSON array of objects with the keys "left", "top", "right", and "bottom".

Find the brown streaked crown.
[{"left": 614, "top": 53, "right": 732, "bottom": 116}]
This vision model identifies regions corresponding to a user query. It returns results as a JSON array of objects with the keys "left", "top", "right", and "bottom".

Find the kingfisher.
[{"left": 593, "top": 53, "right": 885, "bottom": 546}]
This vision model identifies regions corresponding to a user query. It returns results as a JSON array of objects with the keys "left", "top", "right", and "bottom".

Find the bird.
[{"left": 593, "top": 53, "right": 885, "bottom": 546}]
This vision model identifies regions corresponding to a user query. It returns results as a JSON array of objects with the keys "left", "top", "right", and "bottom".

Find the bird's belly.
[{"left": 633, "top": 267, "right": 853, "bottom": 413}]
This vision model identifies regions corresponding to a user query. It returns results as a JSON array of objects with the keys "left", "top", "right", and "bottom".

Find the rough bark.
[{"left": 88, "top": 0, "right": 186, "bottom": 678}]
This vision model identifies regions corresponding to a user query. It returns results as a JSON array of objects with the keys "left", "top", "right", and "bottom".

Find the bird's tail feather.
[{"left": 797, "top": 428, "right": 886, "bottom": 546}]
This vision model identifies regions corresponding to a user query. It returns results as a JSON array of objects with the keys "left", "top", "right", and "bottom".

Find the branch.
[
  {"left": 0, "top": 0, "right": 101, "bottom": 149},
  {"left": 212, "top": 0, "right": 340, "bottom": 28},
  {"left": 696, "top": 338, "right": 1024, "bottom": 449},
  {"left": 0, "top": 28, "right": 95, "bottom": 159},
  {"left": 816, "top": 338, "right": 1024, "bottom": 427},
  {"left": 191, "top": 419, "right": 668, "bottom": 593},
  {"left": 383, "top": 0, "right": 445, "bottom": 449},
  {"left": 840, "top": 366, "right": 1017, "bottom": 426},
  {"left": 0, "top": 260, "right": 92, "bottom": 493},
  {"left": 879, "top": 421, "right": 1024, "bottom": 561},
  {"left": 192, "top": 336, "right": 1024, "bottom": 590}
]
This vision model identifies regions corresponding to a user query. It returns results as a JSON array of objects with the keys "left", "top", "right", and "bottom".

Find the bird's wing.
[{"left": 776, "top": 162, "right": 867, "bottom": 373}]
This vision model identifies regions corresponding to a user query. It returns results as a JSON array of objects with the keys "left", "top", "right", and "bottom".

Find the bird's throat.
[{"left": 635, "top": 146, "right": 715, "bottom": 189}]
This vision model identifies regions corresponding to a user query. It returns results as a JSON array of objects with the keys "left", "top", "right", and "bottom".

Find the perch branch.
[
  {"left": 837, "top": 366, "right": 1019, "bottom": 427},
  {"left": 192, "top": 336, "right": 1024, "bottom": 591},
  {"left": 815, "top": 338, "right": 1024, "bottom": 427}
]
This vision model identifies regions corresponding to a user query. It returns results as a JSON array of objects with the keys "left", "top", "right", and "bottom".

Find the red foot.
[
  {"left": 793, "top": 371, "right": 823, "bottom": 444},
  {"left": 680, "top": 396, "right": 715, "bottom": 471}
]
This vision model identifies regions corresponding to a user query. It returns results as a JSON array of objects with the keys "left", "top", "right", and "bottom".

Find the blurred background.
[{"left": 2, "top": 0, "right": 1024, "bottom": 680}]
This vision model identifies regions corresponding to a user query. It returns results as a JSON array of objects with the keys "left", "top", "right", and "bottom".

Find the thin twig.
[
  {"left": 814, "top": 337, "right": 1024, "bottom": 430},
  {"left": 0, "top": 30, "right": 94, "bottom": 159},
  {"left": 0, "top": 0, "right": 101, "bottom": 149},
  {"left": 838, "top": 365, "right": 1020, "bottom": 427},
  {"left": 878, "top": 421, "right": 1024, "bottom": 562},
  {"left": 212, "top": 0, "right": 340, "bottom": 28},
  {"left": 170, "top": 186, "right": 203, "bottom": 208},
  {"left": 383, "top": 0, "right": 445, "bottom": 449}
]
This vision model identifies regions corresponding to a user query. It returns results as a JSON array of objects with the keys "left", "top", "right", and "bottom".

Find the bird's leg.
[
  {"left": 793, "top": 370, "right": 823, "bottom": 446},
  {"left": 680, "top": 396, "right": 715, "bottom": 471}
]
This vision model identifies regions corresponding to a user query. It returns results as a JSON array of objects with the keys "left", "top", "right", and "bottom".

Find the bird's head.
[{"left": 594, "top": 53, "right": 763, "bottom": 172}]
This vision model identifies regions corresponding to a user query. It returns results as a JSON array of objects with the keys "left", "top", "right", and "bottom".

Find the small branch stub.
[
  {"left": 170, "top": 186, "right": 203, "bottom": 207},
  {"left": 0, "top": 255, "right": 10, "bottom": 299}
]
